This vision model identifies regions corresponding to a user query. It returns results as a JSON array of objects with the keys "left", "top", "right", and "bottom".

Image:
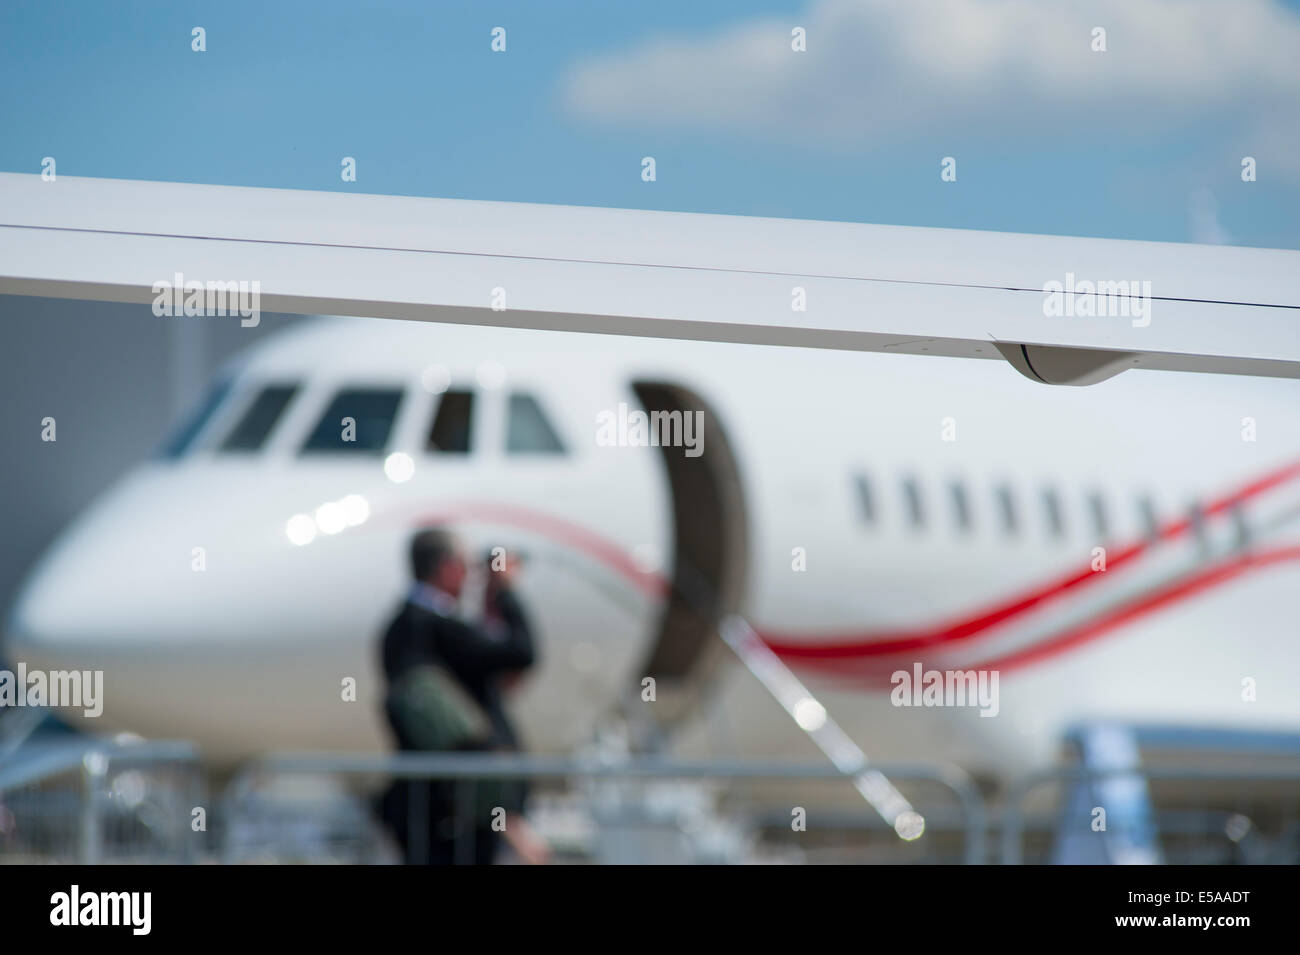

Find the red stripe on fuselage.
[
  {"left": 788, "top": 545, "right": 1300, "bottom": 685},
  {"left": 393, "top": 500, "right": 668, "bottom": 598},
  {"left": 974, "top": 544, "right": 1300, "bottom": 673},
  {"left": 761, "top": 459, "right": 1300, "bottom": 660},
  {"left": 376, "top": 459, "right": 1300, "bottom": 677}
]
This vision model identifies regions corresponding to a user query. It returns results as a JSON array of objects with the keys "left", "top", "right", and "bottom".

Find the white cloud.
[
  {"left": 561, "top": 0, "right": 1300, "bottom": 174},
  {"left": 1188, "top": 188, "right": 1233, "bottom": 244}
]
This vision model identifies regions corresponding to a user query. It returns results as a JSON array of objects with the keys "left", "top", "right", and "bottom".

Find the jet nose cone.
[
  {"left": 5, "top": 548, "right": 95, "bottom": 669},
  {"left": 0, "top": 467, "right": 222, "bottom": 732},
  {"left": 3, "top": 468, "right": 187, "bottom": 663}
]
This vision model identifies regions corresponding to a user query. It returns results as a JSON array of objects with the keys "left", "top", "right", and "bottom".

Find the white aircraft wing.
[{"left": 2, "top": 172, "right": 1298, "bottom": 384}]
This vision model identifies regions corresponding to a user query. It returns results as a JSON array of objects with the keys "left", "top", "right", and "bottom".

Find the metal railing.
[
  {"left": 223, "top": 752, "right": 988, "bottom": 864},
  {"left": 8, "top": 741, "right": 1299, "bottom": 864},
  {"left": 1001, "top": 765, "right": 1300, "bottom": 865},
  {"left": 0, "top": 739, "right": 202, "bottom": 863}
]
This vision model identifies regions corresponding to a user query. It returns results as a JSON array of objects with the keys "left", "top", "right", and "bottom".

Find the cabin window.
[
  {"left": 1138, "top": 495, "right": 1159, "bottom": 539},
  {"left": 1187, "top": 502, "right": 1208, "bottom": 545},
  {"left": 950, "top": 480, "right": 972, "bottom": 533},
  {"left": 1087, "top": 491, "right": 1110, "bottom": 539},
  {"left": 301, "top": 387, "right": 403, "bottom": 454},
  {"left": 902, "top": 477, "right": 925, "bottom": 529},
  {"left": 1042, "top": 487, "right": 1065, "bottom": 539},
  {"left": 220, "top": 384, "right": 299, "bottom": 452},
  {"left": 427, "top": 389, "right": 475, "bottom": 454},
  {"left": 855, "top": 473, "right": 875, "bottom": 525},
  {"left": 995, "top": 484, "right": 1018, "bottom": 536},
  {"left": 158, "top": 377, "right": 233, "bottom": 459},
  {"left": 506, "top": 393, "right": 565, "bottom": 454}
]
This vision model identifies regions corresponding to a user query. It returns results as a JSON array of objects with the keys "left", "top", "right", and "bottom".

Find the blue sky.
[{"left": 3, "top": 0, "right": 1299, "bottom": 247}]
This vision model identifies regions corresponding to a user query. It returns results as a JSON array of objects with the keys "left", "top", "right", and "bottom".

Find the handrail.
[
  {"left": 0, "top": 739, "right": 200, "bottom": 794},
  {"left": 719, "top": 615, "right": 929, "bottom": 843},
  {"left": 225, "top": 751, "right": 987, "bottom": 863},
  {"left": 0, "top": 739, "right": 202, "bottom": 863}
]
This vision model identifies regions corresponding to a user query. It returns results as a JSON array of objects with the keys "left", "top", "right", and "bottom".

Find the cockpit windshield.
[{"left": 157, "top": 378, "right": 234, "bottom": 459}]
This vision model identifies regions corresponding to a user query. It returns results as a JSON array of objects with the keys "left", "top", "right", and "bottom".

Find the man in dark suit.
[{"left": 377, "top": 528, "right": 547, "bottom": 864}]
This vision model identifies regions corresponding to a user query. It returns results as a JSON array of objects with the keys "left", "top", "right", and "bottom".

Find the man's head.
[{"left": 410, "top": 528, "right": 467, "bottom": 597}]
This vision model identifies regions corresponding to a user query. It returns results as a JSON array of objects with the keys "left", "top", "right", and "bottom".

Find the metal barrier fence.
[
  {"left": 223, "top": 752, "right": 988, "bottom": 864},
  {"left": 0, "top": 740, "right": 203, "bottom": 863},
  {"left": 7, "top": 742, "right": 1299, "bottom": 864},
  {"left": 1002, "top": 766, "right": 1300, "bottom": 865}
]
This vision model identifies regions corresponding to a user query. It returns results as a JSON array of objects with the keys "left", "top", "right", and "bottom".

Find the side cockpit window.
[
  {"left": 427, "top": 389, "right": 474, "bottom": 453},
  {"left": 220, "top": 384, "right": 299, "bottom": 452},
  {"left": 506, "top": 393, "right": 565, "bottom": 454},
  {"left": 158, "top": 378, "right": 234, "bottom": 459},
  {"left": 301, "top": 387, "right": 403, "bottom": 454}
]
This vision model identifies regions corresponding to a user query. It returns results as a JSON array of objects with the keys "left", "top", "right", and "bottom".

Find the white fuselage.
[{"left": 7, "top": 316, "right": 1300, "bottom": 776}]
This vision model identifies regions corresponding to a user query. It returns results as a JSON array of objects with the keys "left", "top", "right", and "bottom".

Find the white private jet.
[
  {"left": 5, "top": 313, "right": 1300, "bottom": 779},
  {"left": 3, "top": 176, "right": 1300, "bottom": 782}
]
